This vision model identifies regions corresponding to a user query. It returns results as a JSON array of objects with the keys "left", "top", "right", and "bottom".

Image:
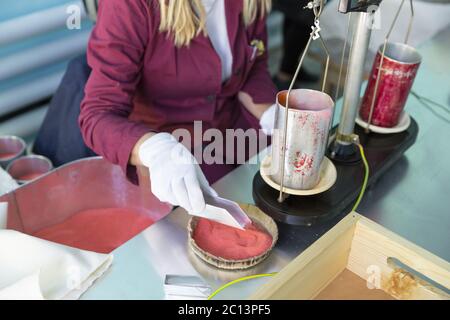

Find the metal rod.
[
  {"left": 336, "top": 12, "right": 373, "bottom": 145},
  {"left": 278, "top": 34, "right": 314, "bottom": 203},
  {"left": 405, "top": 0, "right": 415, "bottom": 44},
  {"left": 319, "top": 36, "right": 330, "bottom": 93},
  {"left": 335, "top": 12, "right": 352, "bottom": 102},
  {"left": 366, "top": 38, "right": 388, "bottom": 132}
]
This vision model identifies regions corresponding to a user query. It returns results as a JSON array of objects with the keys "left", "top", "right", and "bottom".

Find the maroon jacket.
[{"left": 79, "top": 0, "right": 277, "bottom": 183}]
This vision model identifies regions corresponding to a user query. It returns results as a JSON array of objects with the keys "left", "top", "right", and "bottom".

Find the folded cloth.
[
  {"left": 0, "top": 229, "right": 113, "bottom": 300},
  {"left": 0, "top": 167, "right": 18, "bottom": 197}
]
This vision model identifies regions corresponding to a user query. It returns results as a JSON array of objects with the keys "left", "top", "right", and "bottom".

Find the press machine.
[{"left": 253, "top": 0, "right": 419, "bottom": 225}]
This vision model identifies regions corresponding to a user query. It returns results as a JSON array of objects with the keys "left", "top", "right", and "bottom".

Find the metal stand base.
[
  {"left": 329, "top": 142, "right": 361, "bottom": 164},
  {"left": 253, "top": 118, "right": 419, "bottom": 226}
]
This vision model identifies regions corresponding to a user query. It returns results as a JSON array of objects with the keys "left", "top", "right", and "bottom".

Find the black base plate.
[{"left": 253, "top": 117, "right": 419, "bottom": 226}]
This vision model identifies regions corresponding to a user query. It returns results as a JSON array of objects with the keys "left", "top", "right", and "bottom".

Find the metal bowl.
[
  {"left": 0, "top": 136, "right": 26, "bottom": 169},
  {"left": 6, "top": 155, "right": 53, "bottom": 184}
]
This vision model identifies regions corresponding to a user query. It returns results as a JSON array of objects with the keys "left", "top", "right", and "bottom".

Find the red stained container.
[
  {"left": 0, "top": 157, "right": 172, "bottom": 253},
  {"left": 6, "top": 155, "right": 53, "bottom": 184},
  {"left": 360, "top": 42, "right": 421, "bottom": 128},
  {"left": 0, "top": 136, "right": 26, "bottom": 169}
]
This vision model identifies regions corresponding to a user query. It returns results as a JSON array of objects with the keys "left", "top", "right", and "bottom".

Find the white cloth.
[
  {"left": 0, "top": 167, "right": 18, "bottom": 197},
  {"left": 139, "top": 133, "right": 217, "bottom": 214},
  {"left": 202, "top": 0, "right": 233, "bottom": 81},
  {"left": 0, "top": 229, "right": 113, "bottom": 300},
  {"left": 0, "top": 202, "right": 113, "bottom": 300}
]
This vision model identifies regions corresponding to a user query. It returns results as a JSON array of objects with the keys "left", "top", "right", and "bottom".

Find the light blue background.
[{"left": 0, "top": 0, "right": 93, "bottom": 93}]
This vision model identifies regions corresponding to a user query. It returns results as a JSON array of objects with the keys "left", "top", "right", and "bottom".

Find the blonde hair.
[{"left": 158, "top": 0, "right": 272, "bottom": 47}]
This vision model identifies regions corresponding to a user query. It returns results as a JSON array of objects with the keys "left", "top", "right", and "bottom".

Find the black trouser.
[
  {"left": 274, "top": 0, "right": 315, "bottom": 76},
  {"left": 33, "top": 55, "right": 96, "bottom": 167}
]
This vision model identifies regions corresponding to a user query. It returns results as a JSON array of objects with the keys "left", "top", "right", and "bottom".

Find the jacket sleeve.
[
  {"left": 240, "top": 15, "right": 278, "bottom": 105},
  {"left": 79, "top": 0, "right": 153, "bottom": 184}
]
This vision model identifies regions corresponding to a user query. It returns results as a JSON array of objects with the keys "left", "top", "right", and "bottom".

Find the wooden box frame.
[{"left": 251, "top": 213, "right": 450, "bottom": 300}]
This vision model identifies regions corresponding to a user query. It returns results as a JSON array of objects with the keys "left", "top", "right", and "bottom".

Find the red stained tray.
[{"left": 0, "top": 157, "right": 172, "bottom": 242}]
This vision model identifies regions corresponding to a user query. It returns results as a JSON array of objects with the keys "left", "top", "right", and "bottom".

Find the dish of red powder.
[
  {"left": 192, "top": 218, "right": 273, "bottom": 260},
  {"left": 17, "top": 172, "right": 44, "bottom": 181},
  {"left": 0, "top": 152, "right": 18, "bottom": 160},
  {"left": 34, "top": 207, "right": 154, "bottom": 254}
]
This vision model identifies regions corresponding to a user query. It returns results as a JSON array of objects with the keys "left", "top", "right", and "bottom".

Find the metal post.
[{"left": 336, "top": 12, "right": 373, "bottom": 146}]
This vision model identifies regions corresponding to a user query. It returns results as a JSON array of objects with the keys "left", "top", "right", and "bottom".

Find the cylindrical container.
[
  {"left": 0, "top": 135, "right": 26, "bottom": 169},
  {"left": 271, "top": 89, "right": 334, "bottom": 190},
  {"left": 6, "top": 155, "right": 53, "bottom": 184},
  {"left": 360, "top": 42, "right": 421, "bottom": 128}
]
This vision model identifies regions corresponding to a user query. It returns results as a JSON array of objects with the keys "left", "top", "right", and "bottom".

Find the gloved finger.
[
  {"left": 195, "top": 166, "right": 218, "bottom": 197},
  {"left": 184, "top": 171, "right": 206, "bottom": 214},
  {"left": 171, "top": 177, "right": 192, "bottom": 213},
  {"left": 170, "top": 142, "right": 196, "bottom": 166},
  {"left": 150, "top": 170, "right": 176, "bottom": 205}
]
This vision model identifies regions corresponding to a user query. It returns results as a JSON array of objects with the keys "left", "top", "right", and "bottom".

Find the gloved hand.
[
  {"left": 259, "top": 104, "right": 277, "bottom": 136},
  {"left": 139, "top": 133, "right": 217, "bottom": 214}
]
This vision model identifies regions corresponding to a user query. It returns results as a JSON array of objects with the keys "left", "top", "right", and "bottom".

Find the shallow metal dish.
[
  {"left": 188, "top": 203, "right": 278, "bottom": 270},
  {"left": 6, "top": 155, "right": 53, "bottom": 184},
  {"left": 0, "top": 135, "right": 26, "bottom": 169}
]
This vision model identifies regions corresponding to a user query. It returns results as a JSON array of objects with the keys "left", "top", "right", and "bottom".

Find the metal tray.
[{"left": 0, "top": 157, "right": 172, "bottom": 234}]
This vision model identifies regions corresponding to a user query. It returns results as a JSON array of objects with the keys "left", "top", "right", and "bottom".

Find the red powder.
[
  {"left": 193, "top": 218, "right": 273, "bottom": 260},
  {"left": 17, "top": 172, "right": 44, "bottom": 181},
  {"left": 34, "top": 208, "right": 154, "bottom": 253},
  {"left": 0, "top": 152, "right": 17, "bottom": 160}
]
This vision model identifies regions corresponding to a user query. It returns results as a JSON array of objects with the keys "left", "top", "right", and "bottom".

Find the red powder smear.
[
  {"left": 34, "top": 208, "right": 154, "bottom": 254},
  {"left": 17, "top": 172, "right": 44, "bottom": 181},
  {"left": 0, "top": 152, "right": 18, "bottom": 160},
  {"left": 293, "top": 152, "right": 314, "bottom": 175},
  {"left": 193, "top": 218, "right": 273, "bottom": 260}
]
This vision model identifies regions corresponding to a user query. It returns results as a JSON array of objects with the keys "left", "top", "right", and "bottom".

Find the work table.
[{"left": 82, "top": 28, "right": 450, "bottom": 300}]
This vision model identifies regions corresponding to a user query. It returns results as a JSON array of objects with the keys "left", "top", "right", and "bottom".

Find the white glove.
[
  {"left": 259, "top": 104, "right": 277, "bottom": 136},
  {"left": 139, "top": 133, "right": 217, "bottom": 214}
]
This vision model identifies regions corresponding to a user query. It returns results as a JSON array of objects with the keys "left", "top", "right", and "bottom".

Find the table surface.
[{"left": 82, "top": 27, "right": 450, "bottom": 300}]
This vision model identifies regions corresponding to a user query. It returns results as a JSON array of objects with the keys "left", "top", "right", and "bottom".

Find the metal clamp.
[{"left": 336, "top": 132, "right": 360, "bottom": 145}]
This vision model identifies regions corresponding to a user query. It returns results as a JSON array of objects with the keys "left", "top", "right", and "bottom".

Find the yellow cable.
[
  {"left": 207, "top": 273, "right": 277, "bottom": 300},
  {"left": 207, "top": 145, "right": 369, "bottom": 300},
  {"left": 351, "top": 144, "right": 370, "bottom": 213}
]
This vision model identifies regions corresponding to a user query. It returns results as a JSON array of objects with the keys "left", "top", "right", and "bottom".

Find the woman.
[{"left": 79, "top": 0, "right": 277, "bottom": 215}]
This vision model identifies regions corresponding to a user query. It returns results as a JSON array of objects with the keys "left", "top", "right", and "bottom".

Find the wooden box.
[{"left": 251, "top": 213, "right": 450, "bottom": 300}]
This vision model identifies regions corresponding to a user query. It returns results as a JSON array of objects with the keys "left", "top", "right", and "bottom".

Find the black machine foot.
[{"left": 253, "top": 118, "right": 419, "bottom": 226}]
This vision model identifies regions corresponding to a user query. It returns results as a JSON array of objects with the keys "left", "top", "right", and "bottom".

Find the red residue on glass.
[{"left": 293, "top": 152, "right": 314, "bottom": 175}]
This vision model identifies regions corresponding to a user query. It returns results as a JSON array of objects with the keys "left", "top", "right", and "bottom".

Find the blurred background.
[
  {"left": 0, "top": 0, "right": 449, "bottom": 144},
  {"left": 0, "top": 0, "right": 94, "bottom": 142}
]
